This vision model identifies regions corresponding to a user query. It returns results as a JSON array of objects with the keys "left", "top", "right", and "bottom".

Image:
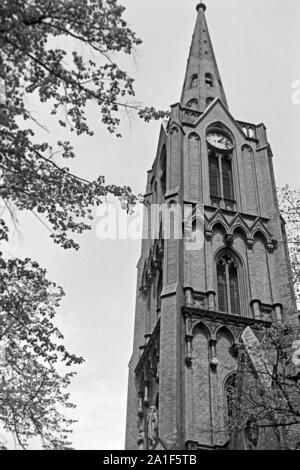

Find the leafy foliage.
[
  {"left": 278, "top": 186, "right": 300, "bottom": 302},
  {"left": 228, "top": 188, "right": 300, "bottom": 449},
  {"left": 230, "top": 323, "right": 300, "bottom": 450},
  {"left": 0, "top": 253, "right": 83, "bottom": 449},
  {"left": 0, "top": 0, "right": 169, "bottom": 250}
]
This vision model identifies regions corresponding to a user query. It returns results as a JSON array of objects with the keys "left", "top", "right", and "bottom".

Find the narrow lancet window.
[{"left": 217, "top": 254, "right": 240, "bottom": 315}]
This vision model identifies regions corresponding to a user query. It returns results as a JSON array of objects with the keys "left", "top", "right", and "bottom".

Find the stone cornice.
[{"left": 182, "top": 306, "right": 271, "bottom": 330}]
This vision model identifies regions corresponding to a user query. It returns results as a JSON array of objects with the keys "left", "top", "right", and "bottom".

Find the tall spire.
[{"left": 180, "top": 3, "right": 228, "bottom": 112}]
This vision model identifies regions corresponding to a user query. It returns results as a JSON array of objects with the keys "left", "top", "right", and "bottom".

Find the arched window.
[
  {"left": 206, "top": 97, "right": 214, "bottom": 107},
  {"left": 205, "top": 73, "right": 214, "bottom": 87},
  {"left": 190, "top": 74, "right": 198, "bottom": 88},
  {"left": 186, "top": 98, "right": 198, "bottom": 110},
  {"left": 209, "top": 151, "right": 220, "bottom": 197},
  {"left": 217, "top": 254, "right": 240, "bottom": 314}
]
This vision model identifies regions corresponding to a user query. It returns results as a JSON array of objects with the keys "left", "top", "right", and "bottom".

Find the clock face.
[{"left": 206, "top": 131, "right": 233, "bottom": 150}]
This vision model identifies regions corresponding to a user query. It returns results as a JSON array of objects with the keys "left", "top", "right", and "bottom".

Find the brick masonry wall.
[{"left": 126, "top": 95, "right": 297, "bottom": 449}]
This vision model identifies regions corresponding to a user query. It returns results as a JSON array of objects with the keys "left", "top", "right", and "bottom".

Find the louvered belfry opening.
[
  {"left": 222, "top": 157, "right": 234, "bottom": 201},
  {"left": 217, "top": 254, "right": 240, "bottom": 315},
  {"left": 209, "top": 151, "right": 221, "bottom": 197}
]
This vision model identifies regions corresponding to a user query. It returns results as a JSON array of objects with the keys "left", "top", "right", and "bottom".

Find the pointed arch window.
[
  {"left": 206, "top": 97, "right": 214, "bottom": 107},
  {"left": 209, "top": 152, "right": 220, "bottom": 197},
  {"left": 205, "top": 73, "right": 214, "bottom": 87},
  {"left": 190, "top": 74, "right": 198, "bottom": 89},
  {"left": 208, "top": 148, "right": 234, "bottom": 205},
  {"left": 217, "top": 254, "right": 240, "bottom": 315}
]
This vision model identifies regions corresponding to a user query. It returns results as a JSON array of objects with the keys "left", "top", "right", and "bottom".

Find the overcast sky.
[{"left": 4, "top": 0, "right": 300, "bottom": 449}]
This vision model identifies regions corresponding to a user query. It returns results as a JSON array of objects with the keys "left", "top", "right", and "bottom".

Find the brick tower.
[{"left": 125, "top": 3, "right": 296, "bottom": 450}]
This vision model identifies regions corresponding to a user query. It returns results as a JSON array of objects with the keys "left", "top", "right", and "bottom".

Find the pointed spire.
[{"left": 180, "top": 3, "right": 228, "bottom": 113}]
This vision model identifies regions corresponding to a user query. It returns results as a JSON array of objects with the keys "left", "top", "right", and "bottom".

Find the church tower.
[{"left": 125, "top": 3, "right": 296, "bottom": 450}]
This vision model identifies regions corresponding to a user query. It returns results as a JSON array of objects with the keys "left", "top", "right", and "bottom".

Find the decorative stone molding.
[
  {"left": 139, "top": 236, "right": 164, "bottom": 296},
  {"left": 238, "top": 121, "right": 257, "bottom": 140},
  {"left": 184, "top": 288, "right": 194, "bottom": 307},
  {"left": 250, "top": 299, "right": 261, "bottom": 320},
  {"left": 181, "top": 108, "right": 202, "bottom": 126},
  {"left": 184, "top": 288, "right": 208, "bottom": 309},
  {"left": 250, "top": 300, "right": 273, "bottom": 322},
  {"left": 247, "top": 238, "right": 255, "bottom": 249},
  {"left": 139, "top": 285, "right": 149, "bottom": 296},
  {"left": 164, "top": 186, "right": 179, "bottom": 199},
  {"left": 224, "top": 199, "right": 236, "bottom": 211},
  {"left": 186, "top": 441, "right": 230, "bottom": 451},
  {"left": 137, "top": 427, "right": 145, "bottom": 450},
  {"left": 209, "top": 338, "right": 218, "bottom": 370},
  {"left": 167, "top": 199, "right": 177, "bottom": 208},
  {"left": 185, "top": 334, "right": 193, "bottom": 367},
  {"left": 170, "top": 125, "right": 179, "bottom": 134},
  {"left": 185, "top": 315, "right": 198, "bottom": 337},
  {"left": 207, "top": 291, "right": 216, "bottom": 311},
  {"left": 260, "top": 304, "right": 273, "bottom": 322},
  {"left": 135, "top": 321, "right": 160, "bottom": 376},
  {"left": 205, "top": 228, "right": 213, "bottom": 240},
  {"left": 210, "top": 196, "right": 222, "bottom": 208},
  {"left": 182, "top": 307, "right": 271, "bottom": 367},
  {"left": 205, "top": 209, "right": 276, "bottom": 249},
  {"left": 193, "top": 292, "right": 207, "bottom": 309},
  {"left": 267, "top": 240, "right": 277, "bottom": 253}
]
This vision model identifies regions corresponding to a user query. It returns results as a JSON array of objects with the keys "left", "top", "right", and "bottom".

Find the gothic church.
[{"left": 125, "top": 2, "right": 296, "bottom": 450}]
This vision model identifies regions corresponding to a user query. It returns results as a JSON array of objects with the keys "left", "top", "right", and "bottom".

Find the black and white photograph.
[{"left": 0, "top": 0, "right": 300, "bottom": 456}]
